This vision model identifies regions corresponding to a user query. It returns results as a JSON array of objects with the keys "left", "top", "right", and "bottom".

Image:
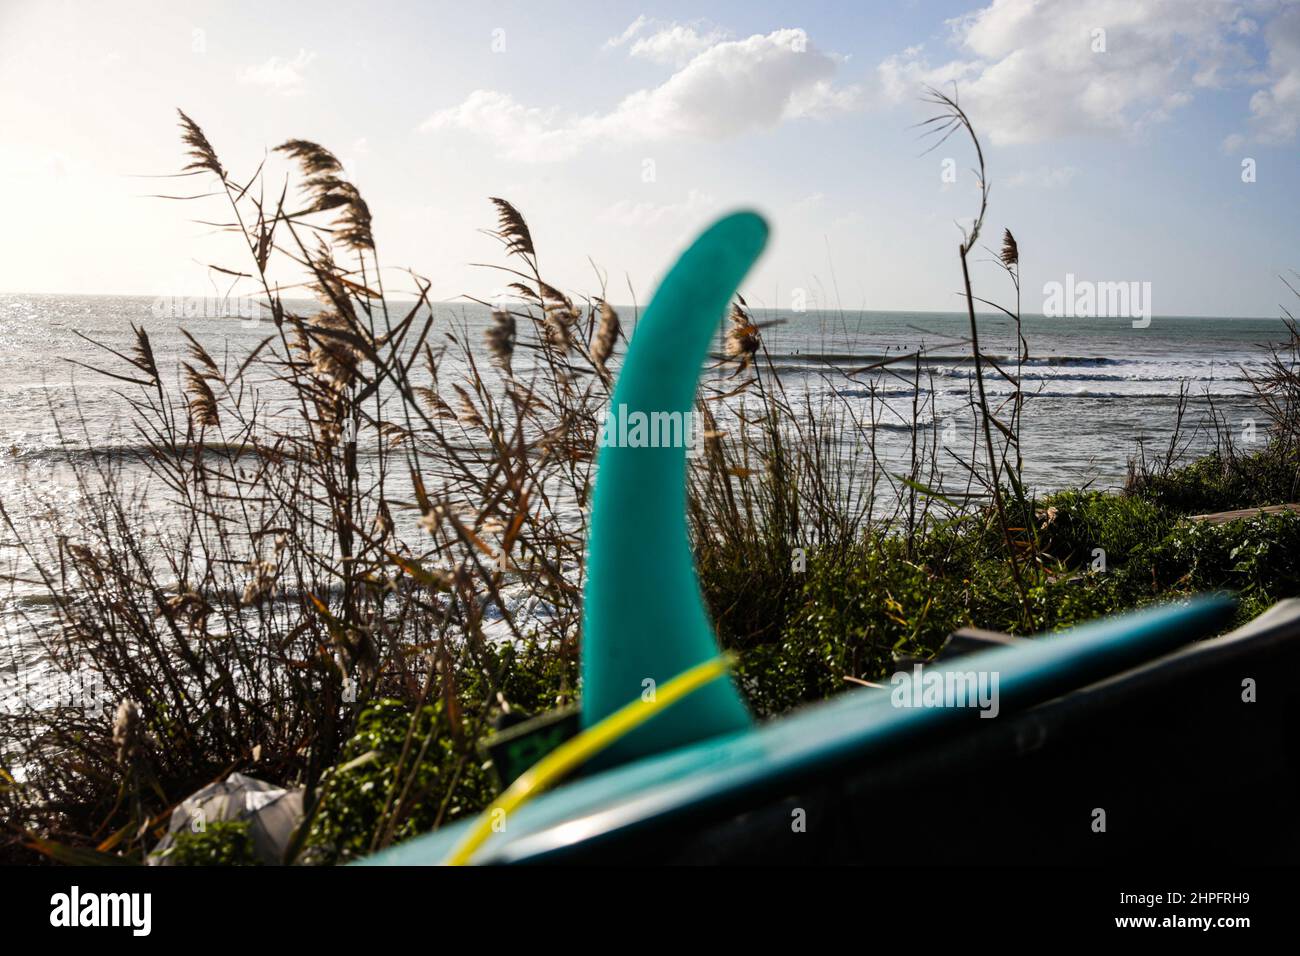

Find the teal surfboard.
[{"left": 363, "top": 594, "right": 1234, "bottom": 864}]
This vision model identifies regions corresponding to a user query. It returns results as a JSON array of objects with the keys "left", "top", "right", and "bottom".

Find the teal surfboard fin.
[{"left": 581, "top": 211, "right": 767, "bottom": 766}]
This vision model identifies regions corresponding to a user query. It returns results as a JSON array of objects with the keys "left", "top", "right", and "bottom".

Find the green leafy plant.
[
  {"left": 299, "top": 699, "right": 493, "bottom": 866},
  {"left": 159, "top": 820, "right": 261, "bottom": 867}
]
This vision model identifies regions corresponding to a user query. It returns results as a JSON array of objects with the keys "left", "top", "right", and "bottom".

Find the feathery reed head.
[
  {"left": 182, "top": 329, "right": 221, "bottom": 380},
  {"left": 176, "top": 109, "right": 224, "bottom": 179},
  {"left": 331, "top": 182, "right": 374, "bottom": 251},
  {"left": 130, "top": 325, "right": 159, "bottom": 384},
  {"left": 543, "top": 310, "right": 575, "bottom": 355},
  {"left": 726, "top": 294, "right": 761, "bottom": 371},
  {"left": 452, "top": 383, "right": 486, "bottom": 430},
  {"left": 1001, "top": 228, "right": 1019, "bottom": 268},
  {"left": 183, "top": 363, "right": 220, "bottom": 426},
  {"left": 305, "top": 310, "right": 364, "bottom": 394},
  {"left": 111, "top": 700, "right": 142, "bottom": 767},
  {"left": 276, "top": 139, "right": 343, "bottom": 177},
  {"left": 276, "top": 139, "right": 374, "bottom": 251},
  {"left": 540, "top": 282, "right": 579, "bottom": 355},
  {"left": 489, "top": 197, "right": 535, "bottom": 260},
  {"left": 486, "top": 309, "right": 516, "bottom": 373},
  {"left": 592, "top": 300, "right": 620, "bottom": 378}
]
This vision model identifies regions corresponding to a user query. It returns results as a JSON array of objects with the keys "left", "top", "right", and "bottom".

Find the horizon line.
[{"left": 0, "top": 289, "right": 1285, "bottom": 323}]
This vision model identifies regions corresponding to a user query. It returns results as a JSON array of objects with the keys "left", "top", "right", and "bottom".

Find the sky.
[{"left": 1, "top": 0, "right": 1299, "bottom": 317}]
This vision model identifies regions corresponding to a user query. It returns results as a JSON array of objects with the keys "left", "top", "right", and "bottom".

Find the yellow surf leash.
[{"left": 444, "top": 652, "right": 736, "bottom": 865}]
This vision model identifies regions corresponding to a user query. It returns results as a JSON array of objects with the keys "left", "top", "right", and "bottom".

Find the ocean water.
[
  {"left": 0, "top": 292, "right": 1282, "bottom": 491},
  {"left": 751, "top": 306, "right": 1279, "bottom": 492},
  {"left": 0, "top": 292, "right": 1284, "bottom": 591}
]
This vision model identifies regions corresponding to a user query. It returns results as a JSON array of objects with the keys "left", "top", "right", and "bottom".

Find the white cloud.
[
  {"left": 878, "top": 0, "right": 1255, "bottom": 145},
  {"left": 605, "top": 15, "right": 651, "bottom": 51},
  {"left": 605, "top": 17, "right": 730, "bottom": 68},
  {"left": 1222, "top": 131, "right": 1247, "bottom": 153},
  {"left": 239, "top": 49, "right": 316, "bottom": 95},
  {"left": 1242, "top": 4, "right": 1300, "bottom": 143},
  {"left": 420, "top": 90, "right": 574, "bottom": 160},
  {"left": 1006, "top": 164, "right": 1078, "bottom": 188},
  {"left": 423, "top": 28, "right": 863, "bottom": 161},
  {"left": 598, "top": 189, "right": 717, "bottom": 227}
]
